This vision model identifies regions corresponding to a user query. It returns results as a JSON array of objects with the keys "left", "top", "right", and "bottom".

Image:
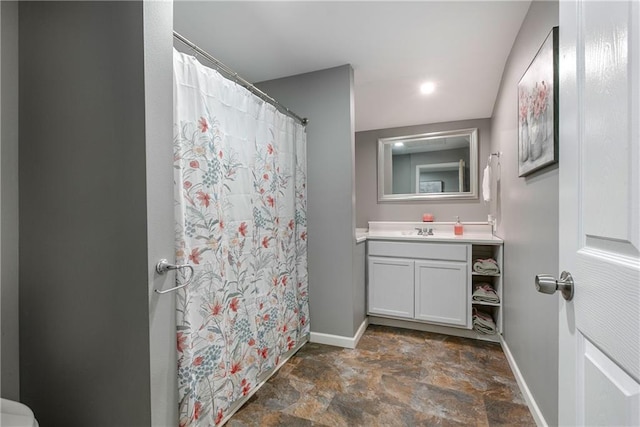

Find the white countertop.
[
  {"left": 365, "top": 231, "right": 503, "bottom": 244},
  {"left": 357, "top": 221, "right": 503, "bottom": 245},
  {"left": 355, "top": 228, "right": 368, "bottom": 243}
]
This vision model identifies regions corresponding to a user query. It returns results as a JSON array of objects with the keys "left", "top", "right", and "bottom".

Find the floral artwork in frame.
[{"left": 518, "top": 26, "right": 558, "bottom": 177}]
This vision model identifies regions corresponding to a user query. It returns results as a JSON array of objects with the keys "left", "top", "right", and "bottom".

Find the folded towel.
[
  {"left": 482, "top": 164, "right": 491, "bottom": 202},
  {"left": 473, "top": 258, "right": 500, "bottom": 275},
  {"left": 472, "top": 283, "right": 500, "bottom": 304},
  {"left": 473, "top": 308, "right": 496, "bottom": 335}
]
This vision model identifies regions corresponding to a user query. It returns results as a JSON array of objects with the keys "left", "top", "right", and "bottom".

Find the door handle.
[{"left": 535, "top": 271, "right": 574, "bottom": 301}]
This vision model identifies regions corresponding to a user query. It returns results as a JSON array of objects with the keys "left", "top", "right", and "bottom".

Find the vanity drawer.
[{"left": 368, "top": 240, "right": 468, "bottom": 262}]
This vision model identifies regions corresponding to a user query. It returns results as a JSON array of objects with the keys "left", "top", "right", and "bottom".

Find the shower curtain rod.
[{"left": 173, "top": 31, "right": 309, "bottom": 126}]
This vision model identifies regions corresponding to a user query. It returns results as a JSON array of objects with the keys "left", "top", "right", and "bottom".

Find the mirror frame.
[{"left": 377, "top": 128, "right": 479, "bottom": 202}]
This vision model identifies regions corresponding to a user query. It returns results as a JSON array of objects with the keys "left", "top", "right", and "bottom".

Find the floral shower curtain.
[{"left": 172, "top": 50, "right": 309, "bottom": 426}]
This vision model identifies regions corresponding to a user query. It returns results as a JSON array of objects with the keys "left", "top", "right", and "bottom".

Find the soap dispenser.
[{"left": 454, "top": 216, "right": 464, "bottom": 236}]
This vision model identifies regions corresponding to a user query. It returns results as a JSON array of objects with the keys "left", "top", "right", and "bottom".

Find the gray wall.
[
  {"left": 19, "top": 2, "right": 151, "bottom": 425},
  {"left": 258, "top": 65, "right": 365, "bottom": 338},
  {"left": 490, "top": 1, "right": 559, "bottom": 425},
  {"left": 355, "top": 118, "right": 491, "bottom": 228},
  {"left": 143, "top": 2, "right": 177, "bottom": 426},
  {"left": 1, "top": 0, "right": 20, "bottom": 401}
]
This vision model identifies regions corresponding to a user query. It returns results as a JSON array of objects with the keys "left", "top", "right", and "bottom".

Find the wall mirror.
[{"left": 378, "top": 128, "right": 479, "bottom": 201}]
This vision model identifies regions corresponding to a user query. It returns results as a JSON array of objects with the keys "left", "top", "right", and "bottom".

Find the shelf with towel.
[
  {"left": 472, "top": 301, "right": 501, "bottom": 307},
  {"left": 473, "top": 306, "right": 498, "bottom": 336},
  {"left": 470, "top": 244, "right": 503, "bottom": 339}
]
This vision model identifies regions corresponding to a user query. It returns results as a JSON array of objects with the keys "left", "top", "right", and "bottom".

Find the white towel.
[
  {"left": 482, "top": 164, "right": 491, "bottom": 202},
  {"left": 472, "top": 283, "right": 500, "bottom": 303},
  {"left": 473, "top": 258, "right": 500, "bottom": 275},
  {"left": 473, "top": 308, "right": 497, "bottom": 335}
]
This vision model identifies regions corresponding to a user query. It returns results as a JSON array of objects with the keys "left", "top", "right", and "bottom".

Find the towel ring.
[
  {"left": 154, "top": 259, "right": 194, "bottom": 294},
  {"left": 488, "top": 152, "right": 501, "bottom": 164}
]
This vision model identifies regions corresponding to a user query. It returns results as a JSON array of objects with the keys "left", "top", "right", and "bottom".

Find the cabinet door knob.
[{"left": 535, "top": 271, "right": 574, "bottom": 301}]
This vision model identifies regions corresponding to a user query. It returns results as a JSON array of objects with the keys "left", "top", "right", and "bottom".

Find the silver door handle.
[{"left": 535, "top": 271, "right": 574, "bottom": 301}]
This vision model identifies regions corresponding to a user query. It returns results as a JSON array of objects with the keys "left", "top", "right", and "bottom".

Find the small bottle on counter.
[{"left": 454, "top": 216, "right": 464, "bottom": 236}]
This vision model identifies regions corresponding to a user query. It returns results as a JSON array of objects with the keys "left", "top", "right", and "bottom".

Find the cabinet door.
[
  {"left": 367, "top": 256, "right": 414, "bottom": 319},
  {"left": 414, "top": 259, "right": 469, "bottom": 328}
]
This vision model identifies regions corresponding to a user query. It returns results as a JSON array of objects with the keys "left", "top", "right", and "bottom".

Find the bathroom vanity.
[{"left": 363, "top": 221, "right": 503, "bottom": 342}]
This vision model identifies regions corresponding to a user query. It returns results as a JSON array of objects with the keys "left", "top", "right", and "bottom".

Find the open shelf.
[
  {"left": 472, "top": 301, "right": 501, "bottom": 307},
  {"left": 471, "top": 243, "right": 503, "bottom": 336},
  {"left": 472, "top": 272, "right": 500, "bottom": 277}
]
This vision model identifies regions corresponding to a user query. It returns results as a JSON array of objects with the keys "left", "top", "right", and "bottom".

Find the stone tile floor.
[{"left": 228, "top": 325, "right": 535, "bottom": 426}]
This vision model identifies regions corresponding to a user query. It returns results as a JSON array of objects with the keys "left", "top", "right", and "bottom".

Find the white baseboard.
[
  {"left": 500, "top": 336, "right": 548, "bottom": 427},
  {"left": 310, "top": 318, "right": 369, "bottom": 349},
  {"left": 353, "top": 317, "right": 369, "bottom": 347}
]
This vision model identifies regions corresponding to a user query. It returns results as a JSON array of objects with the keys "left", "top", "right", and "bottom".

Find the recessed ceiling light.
[
  {"left": 420, "top": 82, "right": 436, "bottom": 95},
  {"left": 394, "top": 142, "right": 404, "bottom": 147}
]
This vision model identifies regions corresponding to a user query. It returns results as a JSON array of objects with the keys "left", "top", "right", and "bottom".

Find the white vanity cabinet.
[
  {"left": 414, "top": 259, "right": 468, "bottom": 326},
  {"left": 367, "top": 240, "right": 471, "bottom": 329},
  {"left": 368, "top": 257, "right": 414, "bottom": 319},
  {"left": 365, "top": 221, "right": 504, "bottom": 342}
]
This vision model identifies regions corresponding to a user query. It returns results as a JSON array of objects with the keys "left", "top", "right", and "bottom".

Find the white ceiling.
[{"left": 174, "top": 1, "right": 531, "bottom": 132}]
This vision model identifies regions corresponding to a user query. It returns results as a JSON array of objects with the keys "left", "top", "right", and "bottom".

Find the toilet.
[{"left": 0, "top": 399, "right": 39, "bottom": 427}]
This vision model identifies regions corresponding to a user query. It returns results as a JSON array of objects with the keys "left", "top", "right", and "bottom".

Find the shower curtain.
[{"left": 172, "top": 50, "right": 309, "bottom": 426}]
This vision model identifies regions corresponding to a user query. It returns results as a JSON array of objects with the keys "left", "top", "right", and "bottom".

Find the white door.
[
  {"left": 558, "top": 1, "right": 640, "bottom": 425},
  {"left": 367, "top": 256, "right": 414, "bottom": 319},
  {"left": 414, "top": 259, "right": 468, "bottom": 328}
]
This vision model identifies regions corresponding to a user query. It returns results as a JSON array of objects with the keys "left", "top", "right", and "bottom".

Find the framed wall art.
[{"left": 518, "top": 26, "right": 559, "bottom": 177}]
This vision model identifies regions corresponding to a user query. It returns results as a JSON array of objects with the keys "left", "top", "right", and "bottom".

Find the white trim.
[
  {"left": 353, "top": 317, "right": 369, "bottom": 347},
  {"left": 310, "top": 318, "right": 369, "bottom": 349},
  {"left": 500, "top": 336, "right": 547, "bottom": 427}
]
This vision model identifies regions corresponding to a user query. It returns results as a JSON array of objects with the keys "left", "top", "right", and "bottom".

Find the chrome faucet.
[{"left": 414, "top": 227, "right": 434, "bottom": 236}]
